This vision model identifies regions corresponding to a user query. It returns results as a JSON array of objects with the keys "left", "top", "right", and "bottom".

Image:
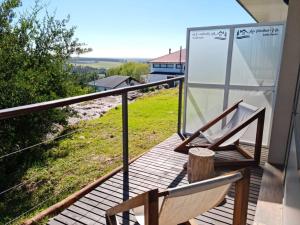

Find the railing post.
[
  {"left": 177, "top": 79, "right": 183, "bottom": 134},
  {"left": 122, "top": 92, "right": 129, "bottom": 173}
]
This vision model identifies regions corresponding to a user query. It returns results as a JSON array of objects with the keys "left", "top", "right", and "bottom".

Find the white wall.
[{"left": 269, "top": 0, "right": 300, "bottom": 165}]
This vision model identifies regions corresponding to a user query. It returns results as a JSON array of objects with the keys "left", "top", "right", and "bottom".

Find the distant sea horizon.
[{"left": 70, "top": 57, "right": 150, "bottom": 64}]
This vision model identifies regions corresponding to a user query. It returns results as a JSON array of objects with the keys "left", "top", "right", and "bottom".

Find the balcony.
[
  {"left": 45, "top": 134, "right": 267, "bottom": 225},
  {"left": 0, "top": 77, "right": 278, "bottom": 225}
]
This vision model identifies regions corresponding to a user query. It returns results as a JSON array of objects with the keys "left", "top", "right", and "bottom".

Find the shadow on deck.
[{"left": 47, "top": 134, "right": 268, "bottom": 225}]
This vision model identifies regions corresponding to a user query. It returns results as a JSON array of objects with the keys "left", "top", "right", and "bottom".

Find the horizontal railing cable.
[
  {"left": 0, "top": 140, "right": 107, "bottom": 197},
  {"left": 0, "top": 178, "right": 44, "bottom": 196},
  {"left": 0, "top": 129, "right": 82, "bottom": 160},
  {"left": 2, "top": 154, "right": 96, "bottom": 195},
  {"left": 5, "top": 184, "right": 74, "bottom": 225},
  {"left": 4, "top": 155, "right": 108, "bottom": 224}
]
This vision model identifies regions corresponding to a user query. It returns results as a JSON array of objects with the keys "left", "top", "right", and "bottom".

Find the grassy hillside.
[{"left": 2, "top": 88, "right": 179, "bottom": 224}]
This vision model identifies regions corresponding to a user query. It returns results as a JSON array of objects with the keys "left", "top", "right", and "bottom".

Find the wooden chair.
[
  {"left": 106, "top": 169, "right": 250, "bottom": 225},
  {"left": 174, "top": 100, "right": 265, "bottom": 167}
]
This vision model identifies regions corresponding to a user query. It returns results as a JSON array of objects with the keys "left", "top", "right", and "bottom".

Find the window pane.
[
  {"left": 185, "top": 87, "right": 224, "bottom": 134},
  {"left": 230, "top": 25, "right": 284, "bottom": 86},
  {"left": 228, "top": 89, "right": 274, "bottom": 145},
  {"left": 188, "top": 29, "right": 230, "bottom": 84},
  {"left": 176, "top": 64, "right": 182, "bottom": 69}
]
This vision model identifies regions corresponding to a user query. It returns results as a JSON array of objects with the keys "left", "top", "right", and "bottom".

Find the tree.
[
  {"left": 106, "top": 62, "right": 149, "bottom": 81},
  {"left": 0, "top": 0, "right": 90, "bottom": 187}
]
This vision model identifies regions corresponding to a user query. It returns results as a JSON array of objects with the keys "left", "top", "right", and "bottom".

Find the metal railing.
[{"left": 0, "top": 76, "right": 184, "bottom": 175}]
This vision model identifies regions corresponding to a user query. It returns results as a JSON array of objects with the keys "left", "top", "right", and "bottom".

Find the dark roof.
[
  {"left": 88, "top": 75, "right": 130, "bottom": 89},
  {"left": 149, "top": 49, "right": 186, "bottom": 63}
]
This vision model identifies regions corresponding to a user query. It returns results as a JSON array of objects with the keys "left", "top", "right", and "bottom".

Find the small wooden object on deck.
[{"left": 187, "top": 147, "right": 215, "bottom": 183}]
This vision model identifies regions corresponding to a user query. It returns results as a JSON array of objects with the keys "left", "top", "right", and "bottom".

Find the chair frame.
[
  {"left": 174, "top": 100, "right": 265, "bottom": 167},
  {"left": 106, "top": 169, "right": 250, "bottom": 225}
]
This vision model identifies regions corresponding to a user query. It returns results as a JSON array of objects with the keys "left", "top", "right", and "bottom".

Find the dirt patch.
[{"left": 68, "top": 91, "right": 142, "bottom": 125}]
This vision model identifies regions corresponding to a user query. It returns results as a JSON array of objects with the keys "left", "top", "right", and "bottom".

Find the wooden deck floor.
[{"left": 47, "top": 134, "right": 268, "bottom": 225}]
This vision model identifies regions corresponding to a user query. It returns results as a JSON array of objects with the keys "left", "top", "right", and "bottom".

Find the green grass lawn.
[
  {"left": 2, "top": 88, "right": 179, "bottom": 224},
  {"left": 75, "top": 61, "right": 123, "bottom": 69}
]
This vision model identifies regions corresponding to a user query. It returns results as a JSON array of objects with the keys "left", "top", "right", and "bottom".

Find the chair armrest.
[
  {"left": 106, "top": 189, "right": 159, "bottom": 225},
  {"left": 106, "top": 192, "right": 147, "bottom": 216}
]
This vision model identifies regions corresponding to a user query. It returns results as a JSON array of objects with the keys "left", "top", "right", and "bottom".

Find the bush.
[{"left": 0, "top": 0, "right": 90, "bottom": 186}]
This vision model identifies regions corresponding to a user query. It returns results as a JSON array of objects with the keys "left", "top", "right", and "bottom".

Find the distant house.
[
  {"left": 147, "top": 48, "right": 186, "bottom": 83},
  {"left": 88, "top": 75, "right": 140, "bottom": 92}
]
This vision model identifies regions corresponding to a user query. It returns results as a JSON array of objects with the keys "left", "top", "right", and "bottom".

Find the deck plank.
[{"left": 48, "top": 134, "right": 267, "bottom": 225}]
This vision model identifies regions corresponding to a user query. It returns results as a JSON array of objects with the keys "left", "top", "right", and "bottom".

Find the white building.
[{"left": 147, "top": 49, "right": 186, "bottom": 83}]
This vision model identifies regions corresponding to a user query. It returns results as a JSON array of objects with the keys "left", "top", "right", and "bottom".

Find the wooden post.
[
  {"left": 233, "top": 169, "right": 250, "bottom": 225},
  {"left": 144, "top": 189, "right": 159, "bottom": 225},
  {"left": 187, "top": 148, "right": 215, "bottom": 183}
]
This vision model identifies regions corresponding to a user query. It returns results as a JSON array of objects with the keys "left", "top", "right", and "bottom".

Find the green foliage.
[
  {"left": 72, "top": 71, "right": 99, "bottom": 88},
  {"left": 106, "top": 62, "right": 149, "bottom": 81},
  {"left": 0, "top": 0, "right": 90, "bottom": 195}
]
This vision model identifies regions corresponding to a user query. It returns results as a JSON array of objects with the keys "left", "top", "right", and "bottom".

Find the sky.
[{"left": 19, "top": 0, "right": 254, "bottom": 58}]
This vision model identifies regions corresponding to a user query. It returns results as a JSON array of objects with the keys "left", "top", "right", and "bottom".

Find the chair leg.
[
  {"left": 145, "top": 189, "right": 159, "bottom": 225},
  {"left": 106, "top": 214, "right": 118, "bottom": 225},
  {"left": 233, "top": 168, "right": 250, "bottom": 225},
  {"left": 254, "top": 109, "right": 265, "bottom": 165}
]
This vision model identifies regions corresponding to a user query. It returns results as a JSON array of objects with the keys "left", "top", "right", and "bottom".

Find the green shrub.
[{"left": 0, "top": 0, "right": 90, "bottom": 190}]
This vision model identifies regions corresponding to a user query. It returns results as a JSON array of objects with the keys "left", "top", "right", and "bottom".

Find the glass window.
[
  {"left": 176, "top": 64, "right": 182, "bottom": 69},
  {"left": 167, "top": 64, "right": 174, "bottom": 68},
  {"left": 160, "top": 64, "right": 167, "bottom": 68},
  {"left": 185, "top": 87, "right": 224, "bottom": 134},
  {"left": 153, "top": 64, "right": 160, "bottom": 68},
  {"left": 184, "top": 24, "right": 283, "bottom": 146},
  {"left": 230, "top": 25, "right": 284, "bottom": 86},
  {"left": 228, "top": 89, "right": 274, "bottom": 145},
  {"left": 188, "top": 29, "right": 230, "bottom": 84}
]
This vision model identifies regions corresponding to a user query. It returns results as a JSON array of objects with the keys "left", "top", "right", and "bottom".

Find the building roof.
[
  {"left": 149, "top": 49, "right": 186, "bottom": 63},
  {"left": 88, "top": 75, "right": 131, "bottom": 89},
  {"left": 237, "top": 0, "right": 288, "bottom": 22}
]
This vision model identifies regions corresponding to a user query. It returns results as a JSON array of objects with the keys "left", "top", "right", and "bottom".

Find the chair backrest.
[
  {"left": 158, "top": 172, "right": 242, "bottom": 225},
  {"left": 204, "top": 102, "right": 258, "bottom": 147}
]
